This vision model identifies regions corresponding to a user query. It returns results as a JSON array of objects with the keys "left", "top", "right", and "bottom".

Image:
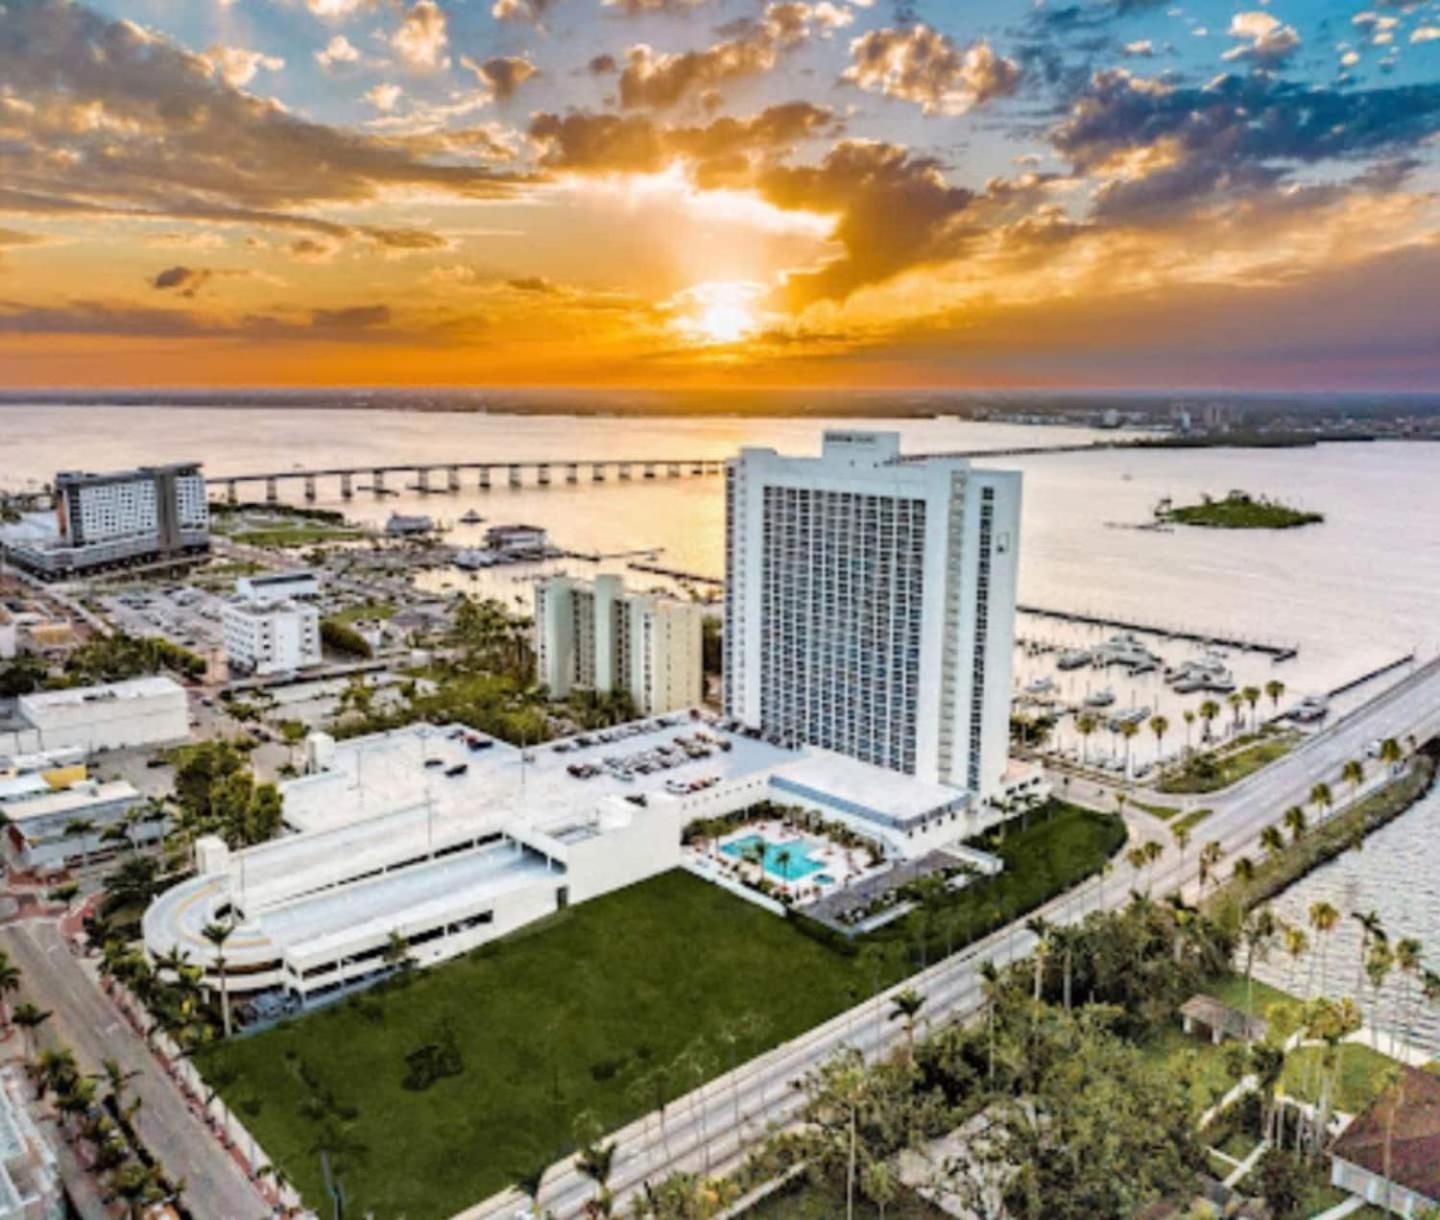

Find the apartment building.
[
  {"left": 222, "top": 597, "right": 321, "bottom": 677},
  {"left": 534, "top": 574, "right": 703, "bottom": 714}
]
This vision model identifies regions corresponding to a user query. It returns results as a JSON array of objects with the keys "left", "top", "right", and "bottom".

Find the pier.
[
  {"left": 1016, "top": 603, "right": 1299, "bottom": 661},
  {"left": 1327, "top": 653, "right": 1417, "bottom": 700},
  {"left": 625, "top": 561, "right": 724, "bottom": 588},
  {"left": 209, "top": 458, "right": 725, "bottom": 504}
]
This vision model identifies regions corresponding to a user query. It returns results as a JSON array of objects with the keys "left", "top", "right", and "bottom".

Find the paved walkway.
[
  {"left": 1311, "top": 1196, "right": 1365, "bottom": 1220},
  {"left": 1223, "top": 1138, "right": 1270, "bottom": 1189}
]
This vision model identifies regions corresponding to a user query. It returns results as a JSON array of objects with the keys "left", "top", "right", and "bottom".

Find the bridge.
[{"left": 205, "top": 458, "right": 725, "bottom": 504}]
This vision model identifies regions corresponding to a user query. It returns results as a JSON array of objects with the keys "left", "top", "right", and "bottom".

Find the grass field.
[
  {"left": 198, "top": 808, "right": 1123, "bottom": 1218},
  {"left": 231, "top": 525, "right": 364, "bottom": 547},
  {"left": 1158, "top": 736, "right": 1295, "bottom": 795}
]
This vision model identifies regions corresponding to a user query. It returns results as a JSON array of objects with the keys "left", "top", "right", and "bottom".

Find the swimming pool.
[{"left": 721, "top": 833, "right": 826, "bottom": 882}]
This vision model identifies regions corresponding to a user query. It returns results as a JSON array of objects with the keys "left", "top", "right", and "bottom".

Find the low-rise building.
[
  {"left": 222, "top": 597, "right": 321, "bottom": 676},
  {"left": 535, "top": 574, "right": 703, "bottom": 714},
  {"left": 0, "top": 1067, "right": 65, "bottom": 1220},
  {"left": 1330, "top": 1065, "right": 1440, "bottom": 1217},
  {"left": 485, "top": 523, "right": 547, "bottom": 556},
  {"left": 14, "top": 676, "right": 189, "bottom": 753},
  {"left": 236, "top": 569, "right": 320, "bottom": 602},
  {"left": 0, "top": 778, "right": 147, "bottom": 872}
]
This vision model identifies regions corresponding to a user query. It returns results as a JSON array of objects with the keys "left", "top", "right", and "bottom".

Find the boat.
[
  {"left": 1109, "top": 705, "right": 1151, "bottom": 729},
  {"left": 454, "top": 548, "right": 500, "bottom": 570},
  {"left": 1056, "top": 648, "right": 1092, "bottom": 670},
  {"left": 460, "top": 509, "right": 485, "bottom": 525},
  {"left": 386, "top": 512, "right": 434, "bottom": 536},
  {"left": 1083, "top": 688, "right": 1116, "bottom": 708},
  {"left": 1023, "top": 676, "right": 1057, "bottom": 696}
]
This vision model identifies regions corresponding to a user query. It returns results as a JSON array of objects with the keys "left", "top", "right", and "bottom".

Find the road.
[
  {"left": 0, "top": 919, "right": 272, "bottom": 1220},
  {"left": 459, "top": 655, "right": 1440, "bottom": 1220}
]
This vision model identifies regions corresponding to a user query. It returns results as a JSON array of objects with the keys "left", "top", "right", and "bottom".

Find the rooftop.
[
  {"left": 1330, "top": 1065, "right": 1440, "bottom": 1200},
  {"left": 19, "top": 675, "right": 185, "bottom": 709},
  {"left": 0, "top": 779, "right": 138, "bottom": 823}
]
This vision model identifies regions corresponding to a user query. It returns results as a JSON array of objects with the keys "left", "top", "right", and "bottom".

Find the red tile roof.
[{"left": 1330, "top": 1065, "right": 1440, "bottom": 1201}]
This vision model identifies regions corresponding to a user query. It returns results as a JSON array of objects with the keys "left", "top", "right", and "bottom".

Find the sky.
[{"left": 1, "top": 0, "right": 1438, "bottom": 390}]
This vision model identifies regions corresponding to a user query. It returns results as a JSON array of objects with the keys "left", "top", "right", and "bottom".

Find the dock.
[
  {"left": 626, "top": 561, "right": 724, "bottom": 588},
  {"left": 1327, "top": 653, "right": 1416, "bottom": 699},
  {"left": 1016, "top": 603, "right": 1299, "bottom": 662}
]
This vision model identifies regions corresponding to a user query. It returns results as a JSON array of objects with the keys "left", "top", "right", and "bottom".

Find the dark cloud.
[
  {"left": 0, "top": 228, "right": 42, "bottom": 248},
  {"left": 0, "top": 0, "right": 519, "bottom": 241},
  {"left": 1053, "top": 71, "right": 1440, "bottom": 221},
  {"left": 0, "top": 297, "right": 400, "bottom": 341},
  {"left": 506, "top": 276, "right": 561, "bottom": 293},
  {"left": 308, "top": 305, "right": 391, "bottom": 331},
  {"left": 756, "top": 141, "right": 979, "bottom": 304},
  {"left": 529, "top": 102, "right": 837, "bottom": 179},
  {"left": 460, "top": 54, "right": 539, "bottom": 101},
  {"left": 152, "top": 265, "right": 212, "bottom": 296},
  {"left": 587, "top": 53, "right": 619, "bottom": 75}
]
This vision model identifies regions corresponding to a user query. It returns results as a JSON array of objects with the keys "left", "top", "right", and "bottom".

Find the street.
[
  {"left": 0, "top": 919, "right": 273, "bottom": 1220},
  {"left": 459, "top": 654, "right": 1440, "bottom": 1220}
]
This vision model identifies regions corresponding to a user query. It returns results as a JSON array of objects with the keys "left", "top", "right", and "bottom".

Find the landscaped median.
[
  {"left": 195, "top": 802, "right": 1124, "bottom": 1218},
  {"left": 1157, "top": 729, "right": 1298, "bottom": 795}
]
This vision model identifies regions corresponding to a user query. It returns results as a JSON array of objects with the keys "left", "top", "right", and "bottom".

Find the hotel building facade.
[{"left": 723, "top": 431, "right": 1021, "bottom": 800}]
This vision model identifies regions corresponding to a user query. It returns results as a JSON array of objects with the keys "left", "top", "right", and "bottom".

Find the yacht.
[
  {"left": 1083, "top": 688, "right": 1116, "bottom": 709},
  {"left": 1023, "top": 676, "right": 1057, "bottom": 696},
  {"left": 460, "top": 509, "right": 485, "bottom": 525},
  {"left": 1056, "top": 648, "right": 1092, "bottom": 670},
  {"left": 454, "top": 548, "right": 499, "bottom": 570}
]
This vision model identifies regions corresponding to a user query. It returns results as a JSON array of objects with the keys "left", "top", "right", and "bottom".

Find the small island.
[{"left": 1155, "top": 490, "right": 1324, "bottom": 530}]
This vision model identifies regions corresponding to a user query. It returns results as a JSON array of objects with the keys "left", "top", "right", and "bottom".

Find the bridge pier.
[
  {"left": 619, "top": 463, "right": 632, "bottom": 480},
  {"left": 265, "top": 476, "right": 278, "bottom": 505},
  {"left": 304, "top": 474, "right": 317, "bottom": 502},
  {"left": 538, "top": 464, "right": 551, "bottom": 486},
  {"left": 478, "top": 467, "right": 491, "bottom": 490},
  {"left": 447, "top": 466, "right": 460, "bottom": 492},
  {"left": 416, "top": 467, "right": 430, "bottom": 493},
  {"left": 508, "top": 464, "right": 523, "bottom": 489},
  {"left": 668, "top": 463, "right": 680, "bottom": 478},
  {"left": 226, "top": 480, "right": 238, "bottom": 504},
  {"left": 643, "top": 463, "right": 656, "bottom": 479},
  {"left": 373, "top": 470, "right": 386, "bottom": 495},
  {"left": 593, "top": 463, "right": 605, "bottom": 482},
  {"left": 566, "top": 463, "right": 579, "bottom": 484},
  {"left": 340, "top": 472, "right": 353, "bottom": 499}
]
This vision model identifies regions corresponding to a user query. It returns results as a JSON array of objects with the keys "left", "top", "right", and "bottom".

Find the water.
[
  {"left": 722, "top": 833, "right": 826, "bottom": 881},
  {"left": 1252, "top": 781, "right": 1440, "bottom": 1058}
]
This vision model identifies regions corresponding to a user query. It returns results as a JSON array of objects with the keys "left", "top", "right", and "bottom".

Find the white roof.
[
  {"left": 0, "top": 776, "right": 50, "bottom": 804},
  {"left": 0, "top": 779, "right": 139, "bottom": 822},
  {"left": 19, "top": 675, "right": 184, "bottom": 708}
]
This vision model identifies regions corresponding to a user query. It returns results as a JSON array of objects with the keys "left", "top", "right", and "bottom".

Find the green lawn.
[
  {"left": 327, "top": 599, "right": 396, "bottom": 623},
  {"left": 1130, "top": 799, "right": 1182, "bottom": 820},
  {"left": 1172, "top": 806, "right": 1215, "bottom": 835},
  {"left": 232, "top": 525, "right": 364, "bottom": 547},
  {"left": 1158, "top": 736, "right": 1295, "bottom": 795},
  {"left": 1280, "top": 1042, "right": 1406, "bottom": 1114},
  {"left": 198, "top": 808, "right": 1121, "bottom": 1219},
  {"left": 744, "top": 1179, "right": 948, "bottom": 1218},
  {"left": 200, "top": 873, "right": 876, "bottom": 1218}
]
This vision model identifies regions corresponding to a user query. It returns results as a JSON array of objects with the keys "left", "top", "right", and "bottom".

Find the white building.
[
  {"left": 143, "top": 712, "right": 1003, "bottom": 1005},
  {"left": 3, "top": 463, "right": 210, "bottom": 579},
  {"left": 236, "top": 569, "right": 320, "bottom": 602},
  {"left": 724, "top": 431, "right": 1021, "bottom": 801},
  {"left": 0, "top": 1068, "right": 64, "bottom": 1220},
  {"left": 535, "top": 574, "right": 703, "bottom": 715},
  {"left": 0, "top": 778, "right": 150, "bottom": 873},
  {"left": 222, "top": 597, "right": 321, "bottom": 677},
  {"left": 14, "top": 676, "right": 189, "bottom": 754},
  {"left": 485, "top": 524, "right": 547, "bottom": 556}
]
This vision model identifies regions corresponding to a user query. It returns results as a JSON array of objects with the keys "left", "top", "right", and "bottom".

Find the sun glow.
[{"left": 669, "top": 280, "right": 767, "bottom": 346}]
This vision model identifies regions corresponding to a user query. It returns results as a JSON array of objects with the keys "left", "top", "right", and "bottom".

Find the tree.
[
  {"left": 1283, "top": 804, "right": 1307, "bottom": 844},
  {"left": 1198, "top": 699, "right": 1221, "bottom": 743},
  {"left": 1171, "top": 823, "right": 1191, "bottom": 868},
  {"left": 1182, "top": 708, "right": 1196, "bottom": 755},
  {"left": 12, "top": 1003, "right": 50, "bottom": 1061},
  {"left": 1232, "top": 855, "right": 1256, "bottom": 886},
  {"left": 1310, "top": 781, "right": 1334, "bottom": 822},
  {"left": 0, "top": 956, "right": 19, "bottom": 1032},
  {"left": 576, "top": 1141, "right": 617, "bottom": 1218},
  {"left": 1119, "top": 720, "right": 1140, "bottom": 777},
  {"left": 1240, "top": 908, "right": 1277, "bottom": 1034},
  {"left": 1308, "top": 901, "right": 1340, "bottom": 999},
  {"left": 1198, "top": 840, "right": 1223, "bottom": 895},
  {"left": 1265, "top": 679, "right": 1286, "bottom": 714},
  {"left": 201, "top": 921, "right": 235, "bottom": 1039},
  {"left": 1149, "top": 714, "right": 1169, "bottom": 766},
  {"left": 1075, "top": 712, "right": 1098, "bottom": 766},
  {"left": 384, "top": 929, "right": 415, "bottom": 975},
  {"left": 1365, "top": 939, "right": 1395, "bottom": 1052},
  {"left": 1281, "top": 924, "right": 1310, "bottom": 997},
  {"left": 887, "top": 989, "right": 926, "bottom": 1059},
  {"left": 1241, "top": 685, "right": 1261, "bottom": 731},
  {"left": 1379, "top": 736, "right": 1403, "bottom": 774},
  {"left": 1225, "top": 691, "right": 1244, "bottom": 735},
  {"left": 1260, "top": 824, "right": 1285, "bottom": 864}
]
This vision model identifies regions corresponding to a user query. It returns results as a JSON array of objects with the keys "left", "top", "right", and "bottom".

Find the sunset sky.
[{"left": 2, "top": 0, "right": 1439, "bottom": 388}]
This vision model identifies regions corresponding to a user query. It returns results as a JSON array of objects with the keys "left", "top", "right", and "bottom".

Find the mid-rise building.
[
  {"left": 236, "top": 569, "right": 320, "bottom": 602},
  {"left": 535, "top": 574, "right": 703, "bottom": 714},
  {"left": 223, "top": 597, "right": 322, "bottom": 676},
  {"left": 2, "top": 463, "right": 209, "bottom": 579},
  {"left": 13, "top": 676, "right": 189, "bottom": 754},
  {"left": 724, "top": 430, "right": 1021, "bottom": 801}
]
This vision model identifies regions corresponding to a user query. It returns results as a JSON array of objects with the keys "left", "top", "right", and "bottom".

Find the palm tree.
[
  {"left": 1281, "top": 924, "right": 1310, "bottom": 996},
  {"left": 887, "top": 988, "right": 927, "bottom": 1057},
  {"left": 1198, "top": 698, "right": 1221, "bottom": 744},
  {"left": 1198, "top": 839, "right": 1223, "bottom": 895},
  {"left": 1241, "top": 907, "right": 1277, "bottom": 1033},
  {"left": 1379, "top": 737, "right": 1403, "bottom": 774},
  {"left": 1393, "top": 937, "right": 1423, "bottom": 1056},
  {"left": 1119, "top": 720, "right": 1140, "bottom": 778},
  {"left": 1310, "top": 781, "right": 1334, "bottom": 822},
  {"left": 12, "top": 1003, "right": 50, "bottom": 1061},
  {"left": 1309, "top": 900, "right": 1340, "bottom": 998},
  {"left": 1341, "top": 759, "right": 1365, "bottom": 801},
  {"left": 1171, "top": 823, "right": 1191, "bottom": 868},
  {"left": 575, "top": 1141, "right": 617, "bottom": 1217},
  {"left": 1241, "top": 685, "right": 1260, "bottom": 730},
  {"left": 1260, "top": 824, "right": 1285, "bottom": 864},
  {"left": 1142, "top": 838, "right": 1164, "bottom": 894},
  {"left": 1365, "top": 939, "right": 1395, "bottom": 1051},
  {"left": 1182, "top": 708, "right": 1196, "bottom": 755},
  {"left": 1232, "top": 855, "right": 1256, "bottom": 886},
  {"left": 1126, "top": 845, "right": 1148, "bottom": 894},
  {"left": 1225, "top": 691, "right": 1245, "bottom": 736},
  {"left": 979, "top": 959, "right": 1001, "bottom": 1082},
  {"left": 1352, "top": 909, "right": 1387, "bottom": 1010},
  {"left": 201, "top": 921, "right": 235, "bottom": 1039},
  {"left": 1148, "top": 714, "right": 1169, "bottom": 767},
  {"left": 512, "top": 1161, "right": 548, "bottom": 1219},
  {"left": 1265, "top": 678, "right": 1286, "bottom": 714},
  {"left": 1075, "top": 711, "right": 1098, "bottom": 766},
  {"left": 1283, "top": 804, "right": 1307, "bottom": 844}
]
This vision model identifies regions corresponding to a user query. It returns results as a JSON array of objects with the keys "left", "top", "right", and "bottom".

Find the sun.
[{"left": 669, "top": 280, "right": 767, "bottom": 346}]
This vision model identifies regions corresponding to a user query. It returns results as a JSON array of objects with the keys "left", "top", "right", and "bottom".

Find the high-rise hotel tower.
[{"left": 723, "top": 431, "right": 1021, "bottom": 800}]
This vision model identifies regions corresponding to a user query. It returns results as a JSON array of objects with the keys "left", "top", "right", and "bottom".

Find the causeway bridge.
[{"left": 206, "top": 458, "right": 725, "bottom": 504}]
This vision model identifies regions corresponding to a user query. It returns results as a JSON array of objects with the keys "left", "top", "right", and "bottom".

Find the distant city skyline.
[{"left": 1, "top": 0, "right": 1438, "bottom": 388}]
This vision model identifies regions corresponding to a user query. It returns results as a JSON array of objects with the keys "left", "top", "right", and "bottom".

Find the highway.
[
  {"left": 0, "top": 920, "right": 272, "bottom": 1220},
  {"left": 458, "top": 655, "right": 1440, "bottom": 1220}
]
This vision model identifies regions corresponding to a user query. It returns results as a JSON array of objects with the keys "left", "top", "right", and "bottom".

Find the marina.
[{"left": 1016, "top": 602, "right": 1299, "bottom": 661}]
